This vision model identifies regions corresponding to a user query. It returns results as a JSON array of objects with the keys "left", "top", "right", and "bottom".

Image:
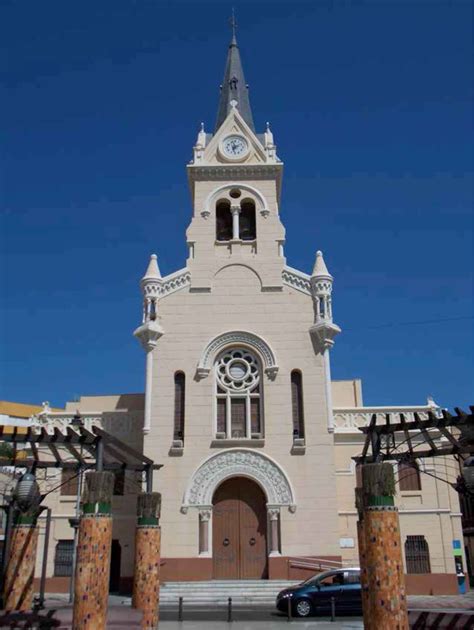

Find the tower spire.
[{"left": 215, "top": 14, "right": 255, "bottom": 133}]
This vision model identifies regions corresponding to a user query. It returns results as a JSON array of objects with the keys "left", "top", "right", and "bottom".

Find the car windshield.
[{"left": 300, "top": 570, "right": 335, "bottom": 586}]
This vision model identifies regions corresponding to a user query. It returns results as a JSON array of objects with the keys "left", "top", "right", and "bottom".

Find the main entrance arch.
[{"left": 213, "top": 477, "right": 268, "bottom": 579}]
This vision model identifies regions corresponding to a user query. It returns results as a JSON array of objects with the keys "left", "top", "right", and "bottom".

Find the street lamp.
[
  {"left": 69, "top": 411, "right": 84, "bottom": 604},
  {"left": 12, "top": 472, "right": 40, "bottom": 513}
]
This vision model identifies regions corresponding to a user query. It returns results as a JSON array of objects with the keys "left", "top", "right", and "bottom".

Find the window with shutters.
[
  {"left": 174, "top": 371, "right": 186, "bottom": 443},
  {"left": 215, "top": 348, "right": 262, "bottom": 439},
  {"left": 291, "top": 370, "right": 305, "bottom": 440},
  {"left": 398, "top": 462, "right": 422, "bottom": 491},
  {"left": 405, "top": 535, "right": 431, "bottom": 573},
  {"left": 54, "top": 540, "right": 74, "bottom": 576},
  {"left": 60, "top": 469, "right": 79, "bottom": 496}
]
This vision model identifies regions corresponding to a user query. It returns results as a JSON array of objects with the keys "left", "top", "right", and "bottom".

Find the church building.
[{"left": 29, "top": 28, "right": 465, "bottom": 595}]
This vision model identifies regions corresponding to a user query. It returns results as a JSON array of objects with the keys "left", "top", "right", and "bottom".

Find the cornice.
[{"left": 187, "top": 164, "right": 283, "bottom": 182}]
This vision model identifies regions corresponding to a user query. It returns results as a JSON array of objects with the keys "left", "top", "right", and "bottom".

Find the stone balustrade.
[{"left": 333, "top": 404, "right": 441, "bottom": 431}]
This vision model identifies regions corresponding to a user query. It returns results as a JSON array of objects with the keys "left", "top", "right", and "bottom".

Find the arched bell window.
[
  {"left": 215, "top": 348, "right": 262, "bottom": 439},
  {"left": 216, "top": 199, "right": 232, "bottom": 241},
  {"left": 239, "top": 199, "right": 256, "bottom": 241}
]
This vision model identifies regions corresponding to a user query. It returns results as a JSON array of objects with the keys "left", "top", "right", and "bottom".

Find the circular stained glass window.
[{"left": 216, "top": 348, "right": 260, "bottom": 392}]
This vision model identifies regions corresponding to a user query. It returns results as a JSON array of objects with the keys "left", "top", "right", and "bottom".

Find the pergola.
[
  {"left": 353, "top": 406, "right": 474, "bottom": 465},
  {"left": 0, "top": 424, "right": 162, "bottom": 490}
]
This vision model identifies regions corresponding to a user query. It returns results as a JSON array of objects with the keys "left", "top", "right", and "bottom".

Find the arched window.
[
  {"left": 239, "top": 199, "right": 256, "bottom": 240},
  {"left": 405, "top": 535, "right": 431, "bottom": 573},
  {"left": 216, "top": 199, "right": 232, "bottom": 241},
  {"left": 398, "top": 462, "right": 421, "bottom": 491},
  {"left": 291, "top": 370, "right": 305, "bottom": 440},
  {"left": 174, "top": 371, "right": 185, "bottom": 443},
  {"left": 215, "top": 348, "right": 262, "bottom": 439}
]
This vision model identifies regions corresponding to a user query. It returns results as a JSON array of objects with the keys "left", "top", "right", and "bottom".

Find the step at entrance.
[{"left": 160, "top": 580, "right": 298, "bottom": 606}]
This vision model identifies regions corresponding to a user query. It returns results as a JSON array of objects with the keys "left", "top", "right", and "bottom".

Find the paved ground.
[{"left": 158, "top": 622, "right": 363, "bottom": 629}]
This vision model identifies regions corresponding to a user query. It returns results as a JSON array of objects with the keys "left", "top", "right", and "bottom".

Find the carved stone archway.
[
  {"left": 181, "top": 449, "right": 296, "bottom": 513},
  {"left": 196, "top": 330, "right": 278, "bottom": 379}
]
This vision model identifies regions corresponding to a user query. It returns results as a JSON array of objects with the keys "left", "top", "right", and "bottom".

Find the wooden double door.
[{"left": 212, "top": 477, "right": 268, "bottom": 579}]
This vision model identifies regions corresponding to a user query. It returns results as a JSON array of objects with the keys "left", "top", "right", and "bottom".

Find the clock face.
[{"left": 222, "top": 135, "right": 248, "bottom": 158}]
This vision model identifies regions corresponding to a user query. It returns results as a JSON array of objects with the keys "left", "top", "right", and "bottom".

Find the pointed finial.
[
  {"left": 266, "top": 121, "right": 270, "bottom": 130},
  {"left": 142, "top": 253, "right": 161, "bottom": 281},
  {"left": 200, "top": 122, "right": 204, "bottom": 131},
  {"left": 312, "top": 250, "right": 332, "bottom": 278}
]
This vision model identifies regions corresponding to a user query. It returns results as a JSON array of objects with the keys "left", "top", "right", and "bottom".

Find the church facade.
[{"left": 28, "top": 31, "right": 465, "bottom": 595}]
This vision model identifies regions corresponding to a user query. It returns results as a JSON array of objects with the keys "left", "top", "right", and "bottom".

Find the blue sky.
[{"left": 1, "top": 1, "right": 472, "bottom": 410}]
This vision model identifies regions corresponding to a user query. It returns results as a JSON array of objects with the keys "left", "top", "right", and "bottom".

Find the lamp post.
[{"left": 69, "top": 412, "right": 84, "bottom": 604}]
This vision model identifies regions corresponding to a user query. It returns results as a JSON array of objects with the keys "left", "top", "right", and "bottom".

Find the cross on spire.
[
  {"left": 230, "top": 8, "right": 237, "bottom": 42},
  {"left": 215, "top": 13, "right": 255, "bottom": 132}
]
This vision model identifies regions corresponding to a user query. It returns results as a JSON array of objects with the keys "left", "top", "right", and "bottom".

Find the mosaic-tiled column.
[
  {"left": 132, "top": 492, "right": 162, "bottom": 629},
  {"left": 72, "top": 471, "right": 114, "bottom": 630},
  {"left": 362, "top": 463, "right": 408, "bottom": 630},
  {"left": 3, "top": 515, "right": 39, "bottom": 611}
]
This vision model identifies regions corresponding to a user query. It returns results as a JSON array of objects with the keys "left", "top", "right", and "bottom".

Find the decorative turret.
[
  {"left": 309, "top": 251, "right": 341, "bottom": 350},
  {"left": 264, "top": 122, "right": 277, "bottom": 162},
  {"left": 134, "top": 254, "right": 164, "bottom": 434},
  {"left": 140, "top": 254, "right": 162, "bottom": 323},
  {"left": 193, "top": 122, "right": 207, "bottom": 163}
]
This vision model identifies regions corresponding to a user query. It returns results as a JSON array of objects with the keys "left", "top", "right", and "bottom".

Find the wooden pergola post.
[
  {"left": 132, "top": 492, "right": 162, "bottom": 629},
  {"left": 354, "top": 488, "right": 370, "bottom": 628},
  {"left": 72, "top": 471, "right": 114, "bottom": 630},
  {"left": 362, "top": 463, "right": 408, "bottom": 630},
  {"left": 3, "top": 512, "right": 39, "bottom": 611}
]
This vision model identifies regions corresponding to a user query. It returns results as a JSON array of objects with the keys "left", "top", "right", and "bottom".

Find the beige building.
[{"left": 17, "top": 31, "right": 466, "bottom": 595}]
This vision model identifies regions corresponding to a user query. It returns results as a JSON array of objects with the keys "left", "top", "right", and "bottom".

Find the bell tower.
[{"left": 185, "top": 25, "right": 286, "bottom": 291}]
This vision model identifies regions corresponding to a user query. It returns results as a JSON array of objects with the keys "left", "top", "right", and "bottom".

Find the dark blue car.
[{"left": 276, "top": 568, "right": 362, "bottom": 618}]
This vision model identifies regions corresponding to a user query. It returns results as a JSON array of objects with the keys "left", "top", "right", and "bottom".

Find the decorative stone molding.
[
  {"left": 160, "top": 268, "right": 191, "bottom": 298},
  {"left": 181, "top": 449, "right": 296, "bottom": 513},
  {"left": 196, "top": 331, "right": 278, "bottom": 379},
  {"left": 133, "top": 320, "right": 164, "bottom": 352},
  {"left": 267, "top": 507, "right": 280, "bottom": 521},
  {"left": 199, "top": 509, "right": 212, "bottom": 522},
  {"left": 201, "top": 183, "right": 270, "bottom": 219},
  {"left": 282, "top": 266, "right": 311, "bottom": 296}
]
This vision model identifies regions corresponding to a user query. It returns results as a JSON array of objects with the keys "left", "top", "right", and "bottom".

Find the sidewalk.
[{"left": 158, "top": 623, "right": 363, "bottom": 629}]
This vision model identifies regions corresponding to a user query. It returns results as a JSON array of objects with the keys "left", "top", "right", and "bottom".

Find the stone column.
[
  {"left": 3, "top": 515, "right": 39, "bottom": 611},
  {"left": 144, "top": 348, "right": 154, "bottom": 435},
  {"left": 362, "top": 463, "right": 408, "bottom": 630},
  {"left": 132, "top": 492, "right": 162, "bottom": 630},
  {"left": 268, "top": 508, "right": 280, "bottom": 556},
  {"left": 231, "top": 205, "right": 240, "bottom": 240},
  {"left": 72, "top": 471, "right": 114, "bottom": 630},
  {"left": 198, "top": 509, "right": 211, "bottom": 555}
]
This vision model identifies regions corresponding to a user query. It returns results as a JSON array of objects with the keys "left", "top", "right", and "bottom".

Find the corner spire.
[
  {"left": 215, "top": 15, "right": 255, "bottom": 133},
  {"left": 312, "top": 251, "right": 332, "bottom": 279},
  {"left": 142, "top": 254, "right": 161, "bottom": 281}
]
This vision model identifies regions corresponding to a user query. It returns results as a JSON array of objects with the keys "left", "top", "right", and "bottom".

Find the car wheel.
[{"left": 294, "top": 598, "right": 312, "bottom": 617}]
